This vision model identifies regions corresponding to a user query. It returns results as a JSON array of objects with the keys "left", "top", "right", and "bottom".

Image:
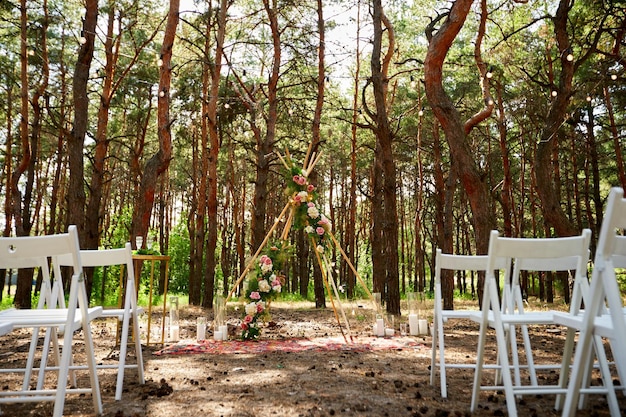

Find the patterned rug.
[{"left": 154, "top": 336, "right": 424, "bottom": 356}]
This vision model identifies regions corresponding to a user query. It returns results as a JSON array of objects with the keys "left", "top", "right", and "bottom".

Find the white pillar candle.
[
  {"left": 418, "top": 319, "right": 428, "bottom": 335},
  {"left": 219, "top": 325, "right": 228, "bottom": 340},
  {"left": 385, "top": 328, "right": 394, "bottom": 337},
  {"left": 197, "top": 318, "right": 206, "bottom": 341},
  {"left": 170, "top": 325, "right": 180, "bottom": 341},
  {"left": 408, "top": 314, "right": 419, "bottom": 336},
  {"left": 376, "top": 318, "right": 385, "bottom": 337},
  {"left": 214, "top": 330, "right": 223, "bottom": 341}
]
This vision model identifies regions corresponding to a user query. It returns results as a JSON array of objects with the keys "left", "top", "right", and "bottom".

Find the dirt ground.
[{"left": 0, "top": 301, "right": 624, "bottom": 417}]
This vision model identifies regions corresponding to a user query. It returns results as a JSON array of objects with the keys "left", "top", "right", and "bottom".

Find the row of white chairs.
[
  {"left": 0, "top": 226, "right": 144, "bottom": 416},
  {"left": 431, "top": 187, "right": 626, "bottom": 416}
]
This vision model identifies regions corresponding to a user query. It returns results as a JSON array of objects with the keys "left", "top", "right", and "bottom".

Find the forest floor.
[{"left": 0, "top": 300, "right": 624, "bottom": 417}]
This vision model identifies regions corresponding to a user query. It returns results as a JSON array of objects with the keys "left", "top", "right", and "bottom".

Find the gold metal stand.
[{"left": 131, "top": 254, "right": 171, "bottom": 345}]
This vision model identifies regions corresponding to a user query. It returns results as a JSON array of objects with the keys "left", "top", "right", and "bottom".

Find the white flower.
[
  {"left": 245, "top": 302, "right": 257, "bottom": 315},
  {"left": 307, "top": 206, "right": 320, "bottom": 219},
  {"left": 305, "top": 225, "right": 314, "bottom": 234},
  {"left": 258, "top": 279, "right": 271, "bottom": 292},
  {"left": 261, "top": 263, "right": 273, "bottom": 273},
  {"left": 298, "top": 191, "right": 308, "bottom": 200},
  {"left": 317, "top": 245, "right": 325, "bottom": 253},
  {"left": 272, "top": 284, "right": 282, "bottom": 293}
]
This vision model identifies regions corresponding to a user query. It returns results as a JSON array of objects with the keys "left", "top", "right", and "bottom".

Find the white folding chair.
[
  {"left": 56, "top": 242, "right": 145, "bottom": 400},
  {"left": 499, "top": 242, "right": 594, "bottom": 389},
  {"left": 0, "top": 225, "right": 103, "bottom": 417},
  {"left": 430, "top": 249, "right": 508, "bottom": 398},
  {"left": 556, "top": 187, "right": 626, "bottom": 417},
  {"left": 0, "top": 253, "right": 70, "bottom": 392},
  {"left": 0, "top": 321, "right": 13, "bottom": 336},
  {"left": 470, "top": 229, "right": 593, "bottom": 417}
]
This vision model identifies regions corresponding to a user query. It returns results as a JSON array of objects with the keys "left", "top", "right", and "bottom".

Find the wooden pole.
[
  {"left": 323, "top": 251, "right": 353, "bottom": 341},
  {"left": 312, "top": 236, "right": 349, "bottom": 343},
  {"left": 329, "top": 231, "right": 374, "bottom": 301}
]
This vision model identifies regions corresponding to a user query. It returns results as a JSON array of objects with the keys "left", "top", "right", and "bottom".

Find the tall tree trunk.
[
  {"left": 13, "top": 0, "right": 33, "bottom": 308},
  {"left": 309, "top": 0, "right": 326, "bottom": 309},
  {"left": 190, "top": 124, "right": 202, "bottom": 304},
  {"left": 68, "top": 0, "right": 98, "bottom": 239},
  {"left": 370, "top": 155, "right": 385, "bottom": 299},
  {"left": 347, "top": 0, "right": 361, "bottom": 299},
  {"left": 132, "top": 0, "right": 178, "bottom": 248},
  {"left": 424, "top": 0, "right": 496, "bottom": 305},
  {"left": 250, "top": 0, "right": 281, "bottom": 253},
  {"left": 413, "top": 84, "right": 425, "bottom": 293},
  {"left": 191, "top": 11, "right": 211, "bottom": 306},
  {"left": 47, "top": 30, "right": 69, "bottom": 237},
  {"left": 203, "top": 0, "right": 229, "bottom": 308},
  {"left": 85, "top": 4, "right": 115, "bottom": 254},
  {"left": 495, "top": 79, "right": 513, "bottom": 237},
  {"left": 603, "top": 85, "right": 626, "bottom": 191},
  {"left": 370, "top": 0, "right": 400, "bottom": 314},
  {"left": 0, "top": 67, "right": 15, "bottom": 302},
  {"left": 534, "top": 0, "right": 577, "bottom": 237}
]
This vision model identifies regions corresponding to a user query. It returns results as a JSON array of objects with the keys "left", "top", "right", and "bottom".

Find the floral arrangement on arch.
[
  {"left": 240, "top": 154, "right": 332, "bottom": 341},
  {"left": 241, "top": 242, "right": 290, "bottom": 340},
  {"left": 286, "top": 163, "right": 332, "bottom": 253}
]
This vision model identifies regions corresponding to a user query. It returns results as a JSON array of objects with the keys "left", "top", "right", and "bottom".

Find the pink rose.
[
  {"left": 244, "top": 315, "right": 253, "bottom": 323},
  {"left": 250, "top": 291, "right": 261, "bottom": 300},
  {"left": 307, "top": 184, "right": 315, "bottom": 192},
  {"left": 272, "top": 279, "right": 281, "bottom": 287},
  {"left": 256, "top": 303, "right": 264, "bottom": 313},
  {"left": 316, "top": 227, "right": 325, "bottom": 235},
  {"left": 308, "top": 202, "right": 315, "bottom": 207},
  {"left": 260, "top": 255, "right": 272, "bottom": 265},
  {"left": 294, "top": 195, "right": 302, "bottom": 203},
  {"left": 241, "top": 322, "right": 249, "bottom": 330}
]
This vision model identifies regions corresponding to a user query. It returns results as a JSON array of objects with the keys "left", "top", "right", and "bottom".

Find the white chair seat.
[
  {"left": 100, "top": 306, "right": 145, "bottom": 318},
  {"left": 0, "top": 307, "right": 103, "bottom": 328},
  {"left": 440, "top": 310, "right": 477, "bottom": 320},
  {"left": 470, "top": 310, "right": 555, "bottom": 326}
]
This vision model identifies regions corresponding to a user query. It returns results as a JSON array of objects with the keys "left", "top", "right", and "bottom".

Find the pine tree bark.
[
  {"left": 132, "top": 0, "right": 178, "bottom": 249},
  {"left": 13, "top": 0, "right": 33, "bottom": 308},
  {"left": 534, "top": 0, "right": 577, "bottom": 237},
  {"left": 68, "top": 0, "right": 98, "bottom": 238},
  {"left": 370, "top": 0, "right": 400, "bottom": 314},
  {"left": 202, "top": 0, "right": 229, "bottom": 308},
  {"left": 424, "top": 0, "right": 496, "bottom": 305}
]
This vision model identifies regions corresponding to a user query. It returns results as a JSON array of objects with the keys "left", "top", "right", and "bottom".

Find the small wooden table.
[{"left": 131, "top": 254, "right": 171, "bottom": 345}]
